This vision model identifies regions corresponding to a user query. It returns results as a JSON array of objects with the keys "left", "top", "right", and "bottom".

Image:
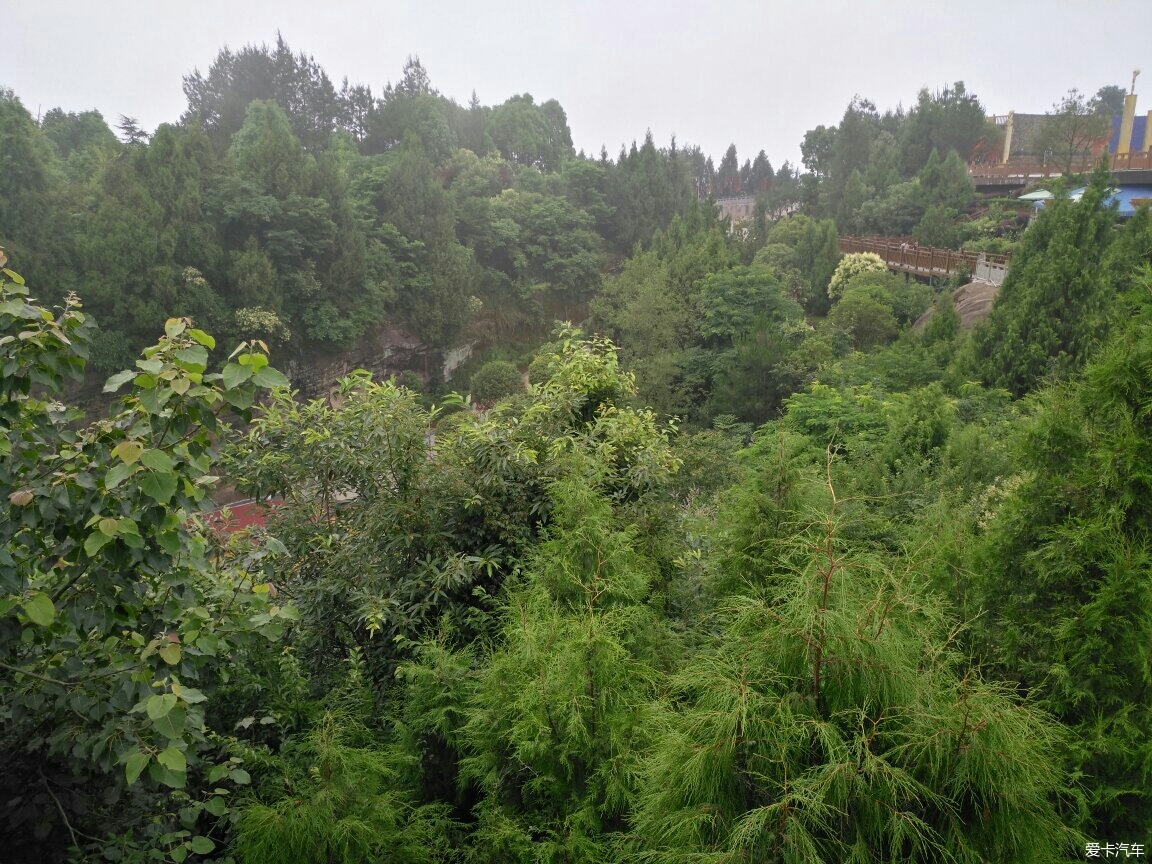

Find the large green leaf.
[
  {"left": 105, "top": 462, "right": 137, "bottom": 489},
  {"left": 124, "top": 749, "right": 150, "bottom": 785},
  {"left": 222, "top": 363, "right": 253, "bottom": 390},
  {"left": 158, "top": 642, "right": 182, "bottom": 666},
  {"left": 140, "top": 449, "right": 175, "bottom": 473},
  {"left": 173, "top": 346, "right": 208, "bottom": 371},
  {"left": 252, "top": 366, "right": 290, "bottom": 389},
  {"left": 156, "top": 745, "right": 187, "bottom": 773},
  {"left": 202, "top": 796, "right": 226, "bottom": 817},
  {"left": 188, "top": 329, "right": 215, "bottom": 349},
  {"left": 112, "top": 440, "right": 144, "bottom": 464},
  {"left": 152, "top": 704, "right": 187, "bottom": 740},
  {"left": 146, "top": 693, "right": 178, "bottom": 721},
  {"left": 84, "top": 530, "right": 113, "bottom": 556},
  {"left": 222, "top": 387, "right": 255, "bottom": 409},
  {"left": 103, "top": 370, "right": 136, "bottom": 393},
  {"left": 189, "top": 836, "right": 215, "bottom": 854},
  {"left": 23, "top": 592, "right": 55, "bottom": 626},
  {"left": 140, "top": 470, "right": 178, "bottom": 504}
]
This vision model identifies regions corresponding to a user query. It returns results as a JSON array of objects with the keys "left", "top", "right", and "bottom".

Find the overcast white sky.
[{"left": 4, "top": 0, "right": 1150, "bottom": 167}]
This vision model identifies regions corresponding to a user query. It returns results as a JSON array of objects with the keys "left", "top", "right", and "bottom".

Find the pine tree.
[
  {"left": 970, "top": 251, "right": 1152, "bottom": 837},
  {"left": 973, "top": 164, "right": 1116, "bottom": 396},
  {"left": 631, "top": 440, "right": 1080, "bottom": 861},
  {"left": 459, "top": 475, "right": 670, "bottom": 861}
]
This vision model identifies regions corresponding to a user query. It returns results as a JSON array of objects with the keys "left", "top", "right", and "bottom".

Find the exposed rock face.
[
  {"left": 286, "top": 325, "right": 473, "bottom": 398},
  {"left": 914, "top": 279, "right": 1000, "bottom": 331}
]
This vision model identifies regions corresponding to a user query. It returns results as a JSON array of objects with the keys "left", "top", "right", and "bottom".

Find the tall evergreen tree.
[
  {"left": 973, "top": 165, "right": 1117, "bottom": 396},
  {"left": 715, "top": 144, "right": 741, "bottom": 197},
  {"left": 631, "top": 435, "right": 1080, "bottom": 862},
  {"left": 0, "top": 92, "right": 59, "bottom": 283},
  {"left": 970, "top": 238, "right": 1152, "bottom": 836}
]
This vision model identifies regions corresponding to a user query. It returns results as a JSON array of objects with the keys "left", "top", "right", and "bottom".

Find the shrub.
[
  {"left": 827, "top": 252, "right": 886, "bottom": 300},
  {"left": 469, "top": 359, "right": 523, "bottom": 405},
  {"left": 827, "top": 289, "right": 898, "bottom": 351}
]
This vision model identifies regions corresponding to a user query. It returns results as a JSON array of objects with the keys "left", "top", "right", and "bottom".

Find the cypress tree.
[
  {"left": 973, "top": 163, "right": 1116, "bottom": 396},
  {"left": 970, "top": 252, "right": 1152, "bottom": 837},
  {"left": 631, "top": 440, "right": 1080, "bottom": 861}
]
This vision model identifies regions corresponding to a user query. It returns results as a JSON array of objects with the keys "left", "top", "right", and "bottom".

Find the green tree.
[
  {"left": 827, "top": 283, "right": 899, "bottom": 351},
  {"left": 0, "top": 259, "right": 292, "bottom": 859},
  {"left": 974, "top": 165, "right": 1116, "bottom": 395},
  {"left": 470, "top": 359, "right": 523, "bottom": 405},
  {"left": 764, "top": 216, "right": 840, "bottom": 315},
  {"left": 182, "top": 34, "right": 339, "bottom": 153},
  {"left": 827, "top": 251, "right": 886, "bottom": 300},
  {"left": 1091, "top": 84, "right": 1127, "bottom": 116},
  {"left": 696, "top": 266, "right": 807, "bottom": 423},
  {"left": 827, "top": 97, "right": 880, "bottom": 219},
  {"left": 590, "top": 249, "right": 701, "bottom": 419},
  {"left": 40, "top": 108, "right": 119, "bottom": 162},
  {"left": 918, "top": 148, "right": 974, "bottom": 213},
  {"left": 458, "top": 475, "right": 672, "bottom": 861},
  {"left": 899, "top": 83, "right": 988, "bottom": 175},
  {"left": 631, "top": 440, "right": 1080, "bottom": 861},
  {"left": 235, "top": 699, "right": 452, "bottom": 863},
  {"left": 488, "top": 94, "right": 573, "bottom": 172},
  {"left": 370, "top": 145, "right": 475, "bottom": 347},
  {"left": 74, "top": 151, "right": 181, "bottom": 369},
  {"left": 714, "top": 144, "right": 741, "bottom": 197},
  {"left": 914, "top": 203, "right": 962, "bottom": 249},
  {"left": 139, "top": 123, "right": 222, "bottom": 272},
  {"left": 0, "top": 92, "right": 59, "bottom": 284},
  {"left": 856, "top": 179, "right": 925, "bottom": 237},
  {"left": 485, "top": 188, "right": 604, "bottom": 316},
  {"left": 1035, "top": 89, "right": 1111, "bottom": 173},
  {"left": 697, "top": 266, "right": 802, "bottom": 347},
  {"left": 800, "top": 125, "right": 836, "bottom": 181},
  {"left": 227, "top": 100, "right": 315, "bottom": 199},
  {"left": 605, "top": 133, "right": 696, "bottom": 254},
  {"left": 368, "top": 62, "right": 457, "bottom": 163},
  {"left": 970, "top": 261, "right": 1152, "bottom": 836}
]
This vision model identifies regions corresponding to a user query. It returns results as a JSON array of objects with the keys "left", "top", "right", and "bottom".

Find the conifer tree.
[
  {"left": 631, "top": 440, "right": 1080, "bottom": 861},
  {"left": 970, "top": 253, "right": 1152, "bottom": 837},
  {"left": 460, "top": 474, "right": 671, "bottom": 861},
  {"left": 973, "top": 164, "right": 1116, "bottom": 396}
]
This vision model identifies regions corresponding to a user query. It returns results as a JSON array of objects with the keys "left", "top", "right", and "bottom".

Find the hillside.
[{"left": 3, "top": 38, "right": 1152, "bottom": 862}]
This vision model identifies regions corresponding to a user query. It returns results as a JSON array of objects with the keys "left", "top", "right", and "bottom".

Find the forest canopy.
[{"left": 2, "top": 35, "right": 1150, "bottom": 863}]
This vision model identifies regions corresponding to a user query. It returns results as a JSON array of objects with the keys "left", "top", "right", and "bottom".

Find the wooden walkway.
[
  {"left": 839, "top": 237, "right": 1011, "bottom": 286},
  {"left": 968, "top": 151, "right": 1152, "bottom": 187}
]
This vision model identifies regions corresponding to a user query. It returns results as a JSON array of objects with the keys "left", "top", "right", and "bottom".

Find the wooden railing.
[
  {"left": 968, "top": 151, "right": 1152, "bottom": 181},
  {"left": 1110, "top": 151, "right": 1152, "bottom": 172},
  {"left": 968, "top": 160, "right": 1090, "bottom": 181},
  {"left": 839, "top": 236, "right": 1012, "bottom": 285}
]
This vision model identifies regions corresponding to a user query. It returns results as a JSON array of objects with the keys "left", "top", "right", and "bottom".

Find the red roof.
[{"left": 205, "top": 498, "right": 282, "bottom": 535}]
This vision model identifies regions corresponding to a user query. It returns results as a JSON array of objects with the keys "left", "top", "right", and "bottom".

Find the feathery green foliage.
[
  {"left": 970, "top": 263, "right": 1152, "bottom": 837},
  {"left": 236, "top": 664, "right": 453, "bottom": 864},
  {"left": 632, "top": 446, "right": 1080, "bottom": 862},
  {"left": 973, "top": 164, "right": 1117, "bottom": 396},
  {"left": 460, "top": 475, "right": 670, "bottom": 861}
]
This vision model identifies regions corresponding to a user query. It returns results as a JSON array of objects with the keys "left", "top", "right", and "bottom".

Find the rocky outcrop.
[
  {"left": 914, "top": 279, "right": 1000, "bottom": 331},
  {"left": 286, "top": 325, "right": 473, "bottom": 398}
]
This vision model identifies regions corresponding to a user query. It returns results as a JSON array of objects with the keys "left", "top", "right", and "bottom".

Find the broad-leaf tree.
[{"left": 0, "top": 257, "right": 291, "bottom": 860}]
